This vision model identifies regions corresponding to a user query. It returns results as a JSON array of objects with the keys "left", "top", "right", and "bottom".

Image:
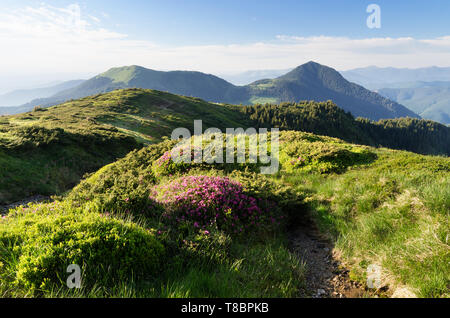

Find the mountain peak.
[
  {"left": 278, "top": 61, "right": 342, "bottom": 83},
  {"left": 289, "top": 61, "right": 327, "bottom": 73},
  {"left": 99, "top": 65, "right": 150, "bottom": 84}
]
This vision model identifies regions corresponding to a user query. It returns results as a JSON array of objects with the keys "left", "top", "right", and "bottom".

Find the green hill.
[{"left": 0, "top": 89, "right": 249, "bottom": 205}]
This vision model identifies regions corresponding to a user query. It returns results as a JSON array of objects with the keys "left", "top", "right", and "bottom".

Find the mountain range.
[
  {"left": 0, "top": 62, "right": 419, "bottom": 121},
  {"left": 376, "top": 81, "right": 450, "bottom": 125},
  {"left": 340, "top": 66, "right": 450, "bottom": 90},
  {"left": 0, "top": 80, "right": 85, "bottom": 106},
  {"left": 219, "top": 69, "right": 291, "bottom": 85}
]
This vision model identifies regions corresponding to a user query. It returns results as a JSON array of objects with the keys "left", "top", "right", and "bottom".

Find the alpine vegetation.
[{"left": 170, "top": 120, "right": 279, "bottom": 174}]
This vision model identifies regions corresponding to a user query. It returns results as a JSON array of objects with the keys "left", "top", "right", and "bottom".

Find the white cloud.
[{"left": 0, "top": 2, "right": 449, "bottom": 84}]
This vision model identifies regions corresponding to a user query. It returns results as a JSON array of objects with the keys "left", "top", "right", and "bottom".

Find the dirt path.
[{"left": 289, "top": 223, "right": 372, "bottom": 298}]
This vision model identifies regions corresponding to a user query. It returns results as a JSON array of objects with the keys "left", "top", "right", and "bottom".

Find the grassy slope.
[
  {"left": 1, "top": 88, "right": 448, "bottom": 206},
  {"left": 279, "top": 144, "right": 449, "bottom": 297},
  {"left": 74, "top": 131, "right": 450, "bottom": 297},
  {"left": 1, "top": 130, "right": 448, "bottom": 297},
  {"left": 0, "top": 88, "right": 448, "bottom": 298}
]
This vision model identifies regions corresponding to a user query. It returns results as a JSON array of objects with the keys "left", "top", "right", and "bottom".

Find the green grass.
[
  {"left": 1, "top": 89, "right": 449, "bottom": 298},
  {"left": 1, "top": 88, "right": 448, "bottom": 204},
  {"left": 277, "top": 147, "right": 449, "bottom": 297},
  {"left": 2, "top": 130, "right": 448, "bottom": 298}
]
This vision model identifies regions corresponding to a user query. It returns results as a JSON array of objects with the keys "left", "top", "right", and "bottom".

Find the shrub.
[
  {"left": 150, "top": 175, "right": 283, "bottom": 234},
  {"left": 227, "top": 170, "right": 305, "bottom": 225},
  {"left": 0, "top": 207, "right": 164, "bottom": 293},
  {"left": 151, "top": 145, "right": 203, "bottom": 178},
  {"left": 279, "top": 135, "right": 377, "bottom": 173},
  {"left": 150, "top": 133, "right": 277, "bottom": 178}
]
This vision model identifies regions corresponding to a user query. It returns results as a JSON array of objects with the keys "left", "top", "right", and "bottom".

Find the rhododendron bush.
[{"left": 150, "top": 175, "right": 283, "bottom": 234}]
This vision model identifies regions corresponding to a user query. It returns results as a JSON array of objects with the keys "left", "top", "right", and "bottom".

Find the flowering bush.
[
  {"left": 150, "top": 175, "right": 282, "bottom": 234},
  {"left": 151, "top": 145, "right": 203, "bottom": 178}
]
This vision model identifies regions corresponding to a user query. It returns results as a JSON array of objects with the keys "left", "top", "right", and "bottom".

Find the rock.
[
  {"left": 317, "top": 289, "right": 326, "bottom": 295},
  {"left": 391, "top": 287, "right": 417, "bottom": 298}
]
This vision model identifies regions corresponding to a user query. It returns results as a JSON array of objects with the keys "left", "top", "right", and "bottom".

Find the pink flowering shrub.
[
  {"left": 150, "top": 175, "right": 282, "bottom": 234},
  {"left": 152, "top": 145, "right": 203, "bottom": 178}
]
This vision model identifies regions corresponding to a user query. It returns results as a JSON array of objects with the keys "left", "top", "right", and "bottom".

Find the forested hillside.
[{"left": 242, "top": 101, "right": 450, "bottom": 156}]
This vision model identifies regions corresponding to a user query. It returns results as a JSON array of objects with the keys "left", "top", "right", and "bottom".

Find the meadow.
[
  {"left": 0, "top": 89, "right": 448, "bottom": 298},
  {"left": 1, "top": 129, "right": 448, "bottom": 297}
]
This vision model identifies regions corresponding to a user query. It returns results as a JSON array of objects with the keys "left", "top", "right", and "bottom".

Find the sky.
[{"left": 1, "top": 0, "right": 450, "bottom": 92}]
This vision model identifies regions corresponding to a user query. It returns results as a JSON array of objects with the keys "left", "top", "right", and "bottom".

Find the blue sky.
[
  {"left": 4, "top": 0, "right": 449, "bottom": 44},
  {"left": 0, "top": 0, "right": 450, "bottom": 91}
]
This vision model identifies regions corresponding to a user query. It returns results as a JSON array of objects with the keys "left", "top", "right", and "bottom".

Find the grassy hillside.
[
  {"left": 1, "top": 88, "right": 448, "bottom": 205},
  {"left": 1, "top": 131, "right": 448, "bottom": 297},
  {"left": 0, "top": 89, "right": 250, "bottom": 204}
]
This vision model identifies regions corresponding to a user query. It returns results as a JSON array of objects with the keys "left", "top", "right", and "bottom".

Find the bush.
[
  {"left": 66, "top": 141, "right": 176, "bottom": 214},
  {"left": 227, "top": 170, "right": 305, "bottom": 226},
  {"left": 0, "top": 206, "right": 164, "bottom": 293},
  {"left": 150, "top": 175, "right": 284, "bottom": 235},
  {"left": 279, "top": 133, "right": 377, "bottom": 173}
]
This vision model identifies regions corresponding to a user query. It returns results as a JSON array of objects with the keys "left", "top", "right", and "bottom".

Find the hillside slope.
[
  {"left": 0, "top": 89, "right": 250, "bottom": 204},
  {"left": 1, "top": 130, "right": 448, "bottom": 298},
  {"left": 1, "top": 88, "right": 448, "bottom": 205},
  {"left": 11, "top": 66, "right": 247, "bottom": 112}
]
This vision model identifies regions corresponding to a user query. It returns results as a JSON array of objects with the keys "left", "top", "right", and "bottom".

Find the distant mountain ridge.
[
  {"left": 377, "top": 81, "right": 450, "bottom": 124},
  {"left": 341, "top": 66, "right": 450, "bottom": 90},
  {"left": 1, "top": 62, "right": 419, "bottom": 121},
  {"left": 0, "top": 80, "right": 85, "bottom": 107},
  {"left": 219, "top": 69, "right": 291, "bottom": 85}
]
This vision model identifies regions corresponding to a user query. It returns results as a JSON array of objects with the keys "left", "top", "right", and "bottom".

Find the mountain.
[
  {"left": 0, "top": 80, "right": 85, "bottom": 107},
  {"left": 245, "top": 62, "right": 419, "bottom": 120},
  {"left": 219, "top": 68, "right": 291, "bottom": 85},
  {"left": 12, "top": 65, "right": 247, "bottom": 111},
  {"left": 2, "top": 62, "right": 418, "bottom": 121},
  {"left": 377, "top": 81, "right": 450, "bottom": 125},
  {"left": 341, "top": 66, "right": 450, "bottom": 90}
]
